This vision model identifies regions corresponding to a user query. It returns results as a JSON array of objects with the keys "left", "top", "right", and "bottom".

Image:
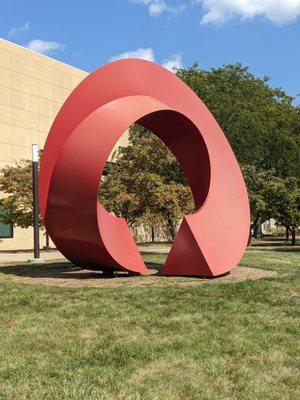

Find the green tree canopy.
[
  {"left": 100, "top": 63, "right": 300, "bottom": 242},
  {"left": 0, "top": 160, "right": 36, "bottom": 229},
  {"left": 242, "top": 165, "right": 299, "bottom": 244},
  {"left": 177, "top": 63, "right": 300, "bottom": 178},
  {"left": 265, "top": 176, "right": 300, "bottom": 245},
  {"left": 100, "top": 125, "right": 195, "bottom": 239}
]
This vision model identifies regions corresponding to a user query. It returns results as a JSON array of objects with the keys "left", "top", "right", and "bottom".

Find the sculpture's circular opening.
[
  {"left": 98, "top": 108, "right": 211, "bottom": 215},
  {"left": 99, "top": 123, "right": 196, "bottom": 243}
]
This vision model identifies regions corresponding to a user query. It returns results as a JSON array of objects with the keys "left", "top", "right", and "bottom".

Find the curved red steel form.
[{"left": 39, "top": 59, "right": 250, "bottom": 276}]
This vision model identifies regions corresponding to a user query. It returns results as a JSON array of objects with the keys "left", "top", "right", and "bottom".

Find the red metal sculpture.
[{"left": 39, "top": 59, "right": 250, "bottom": 277}]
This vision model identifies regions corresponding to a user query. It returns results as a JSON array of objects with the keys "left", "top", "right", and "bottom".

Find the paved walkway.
[
  {"left": 1, "top": 243, "right": 297, "bottom": 264},
  {"left": 0, "top": 250, "right": 65, "bottom": 263},
  {"left": 139, "top": 246, "right": 170, "bottom": 254}
]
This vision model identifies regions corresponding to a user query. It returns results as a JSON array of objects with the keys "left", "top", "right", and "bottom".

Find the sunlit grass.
[{"left": 0, "top": 249, "right": 299, "bottom": 399}]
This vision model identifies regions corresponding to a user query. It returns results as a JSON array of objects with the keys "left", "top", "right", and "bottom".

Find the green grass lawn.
[{"left": 0, "top": 250, "right": 299, "bottom": 400}]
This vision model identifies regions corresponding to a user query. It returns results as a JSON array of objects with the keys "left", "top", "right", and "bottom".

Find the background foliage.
[
  {"left": 1, "top": 63, "right": 299, "bottom": 243},
  {"left": 100, "top": 63, "right": 299, "bottom": 243}
]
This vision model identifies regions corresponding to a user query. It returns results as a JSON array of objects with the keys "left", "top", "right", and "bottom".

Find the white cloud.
[
  {"left": 162, "top": 53, "right": 183, "bottom": 71},
  {"left": 194, "top": 0, "right": 300, "bottom": 26},
  {"left": 8, "top": 21, "right": 30, "bottom": 37},
  {"left": 26, "top": 39, "right": 65, "bottom": 55},
  {"left": 132, "top": 0, "right": 185, "bottom": 16},
  {"left": 110, "top": 48, "right": 183, "bottom": 73},
  {"left": 110, "top": 47, "right": 155, "bottom": 62},
  {"left": 149, "top": 1, "right": 168, "bottom": 15}
]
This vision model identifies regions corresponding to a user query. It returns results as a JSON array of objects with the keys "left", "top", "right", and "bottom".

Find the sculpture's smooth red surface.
[{"left": 39, "top": 59, "right": 250, "bottom": 276}]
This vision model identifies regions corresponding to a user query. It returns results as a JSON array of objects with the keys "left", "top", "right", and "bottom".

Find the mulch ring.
[{"left": 0, "top": 262, "right": 277, "bottom": 288}]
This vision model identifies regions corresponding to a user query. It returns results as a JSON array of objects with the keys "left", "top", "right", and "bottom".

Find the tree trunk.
[
  {"left": 151, "top": 226, "right": 155, "bottom": 242},
  {"left": 253, "top": 219, "right": 261, "bottom": 238},
  {"left": 167, "top": 219, "right": 176, "bottom": 241},
  {"left": 291, "top": 228, "right": 296, "bottom": 246},
  {"left": 247, "top": 225, "right": 252, "bottom": 246},
  {"left": 285, "top": 226, "right": 290, "bottom": 241}
]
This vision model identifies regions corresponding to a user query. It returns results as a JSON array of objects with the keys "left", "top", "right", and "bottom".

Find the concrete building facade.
[{"left": 0, "top": 38, "right": 131, "bottom": 250}]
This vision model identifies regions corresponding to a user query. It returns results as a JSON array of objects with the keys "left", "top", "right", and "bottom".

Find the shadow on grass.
[
  {"left": 250, "top": 242, "right": 300, "bottom": 247},
  {"left": 247, "top": 246, "right": 300, "bottom": 253},
  {"left": 1, "top": 246, "right": 297, "bottom": 282},
  {"left": 0, "top": 261, "right": 163, "bottom": 281},
  {"left": 271, "top": 247, "right": 300, "bottom": 252}
]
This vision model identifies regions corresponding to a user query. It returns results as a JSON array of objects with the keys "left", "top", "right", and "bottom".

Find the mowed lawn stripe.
[{"left": 0, "top": 249, "right": 299, "bottom": 400}]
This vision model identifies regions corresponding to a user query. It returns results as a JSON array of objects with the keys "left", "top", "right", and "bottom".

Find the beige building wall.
[{"left": 0, "top": 38, "right": 129, "bottom": 250}]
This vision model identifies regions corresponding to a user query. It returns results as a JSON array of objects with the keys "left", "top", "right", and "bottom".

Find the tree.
[
  {"left": 177, "top": 63, "right": 299, "bottom": 244},
  {"left": 242, "top": 165, "right": 300, "bottom": 245},
  {"left": 177, "top": 63, "right": 300, "bottom": 178},
  {"left": 100, "top": 161, "right": 144, "bottom": 227},
  {"left": 0, "top": 160, "right": 38, "bottom": 228},
  {"left": 241, "top": 165, "right": 276, "bottom": 240},
  {"left": 266, "top": 177, "right": 300, "bottom": 245},
  {"left": 100, "top": 125, "right": 195, "bottom": 239},
  {"left": 147, "top": 179, "right": 193, "bottom": 240}
]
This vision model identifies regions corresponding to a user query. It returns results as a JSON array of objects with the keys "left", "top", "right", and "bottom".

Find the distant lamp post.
[{"left": 28, "top": 144, "right": 44, "bottom": 264}]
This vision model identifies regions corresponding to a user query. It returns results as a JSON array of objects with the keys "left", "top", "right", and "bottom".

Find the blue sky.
[{"left": 1, "top": 0, "right": 300, "bottom": 102}]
